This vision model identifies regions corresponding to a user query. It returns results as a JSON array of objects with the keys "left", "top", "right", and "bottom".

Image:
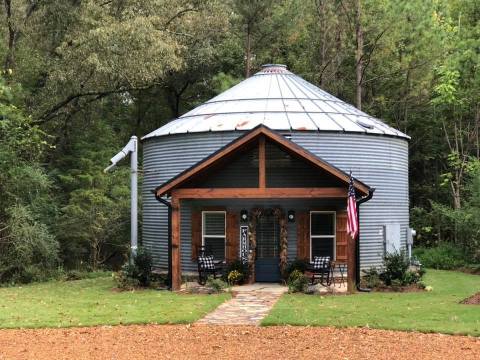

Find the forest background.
[{"left": 0, "top": 0, "right": 478, "bottom": 283}]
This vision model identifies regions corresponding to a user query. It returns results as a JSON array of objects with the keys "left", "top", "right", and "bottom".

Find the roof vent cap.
[
  {"left": 259, "top": 64, "right": 290, "bottom": 74},
  {"left": 357, "top": 119, "right": 375, "bottom": 129}
]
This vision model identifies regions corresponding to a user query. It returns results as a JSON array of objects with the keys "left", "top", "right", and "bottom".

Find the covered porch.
[{"left": 154, "top": 125, "right": 371, "bottom": 291}]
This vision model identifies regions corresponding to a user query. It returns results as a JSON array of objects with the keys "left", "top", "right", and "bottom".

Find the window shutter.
[
  {"left": 336, "top": 210, "right": 348, "bottom": 262},
  {"left": 226, "top": 211, "right": 239, "bottom": 263},
  {"left": 296, "top": 211, "right": 310, "bottom": 260},
  {"left": 191, "top": 210, "right": 202, "bottom": 260}
]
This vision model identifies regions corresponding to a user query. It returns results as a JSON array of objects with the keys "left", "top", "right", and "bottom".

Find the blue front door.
[{"left": 255, "top": 212, "right": 281, "bottom": 282}]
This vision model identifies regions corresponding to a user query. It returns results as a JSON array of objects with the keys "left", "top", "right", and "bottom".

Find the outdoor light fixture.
[
  {"left": 241, "top": 210, "right": 248, "bottom": 222},
  {"left": 288, "top": 210, "right": 295, "bottom": 222}
]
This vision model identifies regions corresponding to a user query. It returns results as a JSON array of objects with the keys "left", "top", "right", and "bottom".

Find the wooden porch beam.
[
  {"left": 171, "top": 196, "right": 182, "bottom": 291},
  {"left": 258, "top": 136, "right": 266, "bottom": 188},
  {"left": 171, "top": 187, "right": 347, "bottom": 199}
]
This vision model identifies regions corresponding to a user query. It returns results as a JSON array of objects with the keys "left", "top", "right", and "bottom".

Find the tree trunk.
[
  {"left": 245, "top": 23, "right": 252, "bottom": 78},
  {"left": 355, "top": 0, "right": 363, "bottom": 110},
  {"left": 4, "top": 0, "right": 16, "bottom": 72}
]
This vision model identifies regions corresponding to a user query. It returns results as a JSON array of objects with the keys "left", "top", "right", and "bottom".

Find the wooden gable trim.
[
  {"left": 258, "top": 135, "right": 266, "bottom": 188},
  {"left": 172, "top": 187, "right": 349, "bottom": 199},
  {"left": 155, "top": 125, "right": 370, "bottom": 197}
]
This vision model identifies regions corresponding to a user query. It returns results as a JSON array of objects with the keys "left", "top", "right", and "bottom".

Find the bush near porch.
[
  {"left": 263, "top": 270, "right": 480, "bottom": 336},
  {"left": 0, "top": 275, "right": 230, "bottom": 329}
]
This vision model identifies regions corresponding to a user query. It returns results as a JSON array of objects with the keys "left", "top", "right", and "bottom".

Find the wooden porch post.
[
  {"left": 347, "top": 234, "right": 356, "bottom": 293},
  {"left": 171, "top": 196, "right": 182, "bottom": 291},
  {"left": 258, "top": 136, "right": 266, "bottom": 188}
]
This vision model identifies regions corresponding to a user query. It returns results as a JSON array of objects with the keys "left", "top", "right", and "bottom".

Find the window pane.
[
  {"left": 203, "top": 212, "right": 225, "bottom": 236},
  {"left": 311, "top": 213, "right": 334, "bottom": 235},
  {"left": 311, "top": 237, "right": 334, "bottom": 259},
  {"left": 204, "top": 237, "right": 225, "bottom": 260}
]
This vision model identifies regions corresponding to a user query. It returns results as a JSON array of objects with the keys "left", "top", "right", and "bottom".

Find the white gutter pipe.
[{"left": 104, "top": 136, "right": 138, "bottom": 258}]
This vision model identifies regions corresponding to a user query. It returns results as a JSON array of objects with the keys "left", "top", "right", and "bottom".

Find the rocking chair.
[
  {"left": 307, "top": 256, "right": 332, "bottom": 286},
  {"left": 197, "top": 246, "right": 223, "bottom": 285}
]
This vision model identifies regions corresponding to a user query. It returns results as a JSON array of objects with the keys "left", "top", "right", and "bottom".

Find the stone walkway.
[{"left": 196, "top": 284, "right": 287, "bottom": 325}]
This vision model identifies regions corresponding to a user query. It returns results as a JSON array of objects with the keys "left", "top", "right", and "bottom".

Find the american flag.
[{"left": 347, "top": 173, "right": 359, "bottom": 240}]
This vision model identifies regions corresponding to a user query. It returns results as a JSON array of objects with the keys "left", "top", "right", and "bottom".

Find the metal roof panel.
[{"left": 142, "top": 64, "right": 410, "bottom": 140}]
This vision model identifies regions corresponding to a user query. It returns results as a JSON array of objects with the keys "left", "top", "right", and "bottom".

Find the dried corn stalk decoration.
[
  {"left": 247, "top": 208, "right": 262, "bottom": 283},
  {"left": 273, "top": 208, "right": 288, "bottom": 278}
]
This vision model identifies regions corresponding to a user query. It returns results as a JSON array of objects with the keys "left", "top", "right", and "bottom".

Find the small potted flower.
[{"left": 227, "top": 270, "right": 243, "bottom": 285}]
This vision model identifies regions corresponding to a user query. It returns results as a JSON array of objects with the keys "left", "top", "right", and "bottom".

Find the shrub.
[
  {"left": 0, "top": 205, "right": 59, "bottom": 284},
  {"left": 134, "top": 247, "right": 153, "bottom": 287},
  {"left": 64, "top": 270, "right": 84, "bottom": 281},
  {"left": 284, "top": 259, "right": 308, "bottom": 280},
  {"left": 361, "top": 267, "right": 383, "bottom": 288},
  {"left": 363, "top": 254, "right": 426, "bottom": 289},
  {"left": 413, "top": 243, "right": 467, "bottom": 270},
  {"left": 206, "top": 276, "right": 229, "bottom": 293},
  {"left": 114, "top": 264, "right": 140, "bottom": 290},
  {"left": 223, "top": 260, "right": 248, "bottom": 283},
  {"left": 287, "top": 269, "right": 309, "bottom": 293},
  {"left": 114, "top": 247, "right": 153, "bottom": 289},
  {"left": 227, "top": 270, "right": 243, "bottom": 284},
  {"left": 381, "top": 250, "right": 410, "bottom": 286},
  {"left": 403, "top": 269, "right": 422, "bottom": 285}
]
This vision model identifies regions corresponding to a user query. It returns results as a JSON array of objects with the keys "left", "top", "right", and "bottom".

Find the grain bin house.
[{"left": 142, "top": 64, "right": 410, "bottom": 291}]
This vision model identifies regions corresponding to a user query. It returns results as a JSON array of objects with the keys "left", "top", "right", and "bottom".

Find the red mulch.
[
  {"left": 0, "top": 325, "right": 479, "bottom": 360},
  {"left": 461, "top": 292, "right": 480, "bottom": 305}
]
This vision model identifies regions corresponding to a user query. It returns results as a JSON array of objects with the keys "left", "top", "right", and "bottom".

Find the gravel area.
[{"left": 0, "top": 325, "right": 479, "bottom": 360}]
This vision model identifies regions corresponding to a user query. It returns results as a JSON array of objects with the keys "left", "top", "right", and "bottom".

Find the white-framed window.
[
  {"left": 202, "top": 211, "right": 226, "bottom": 260},
  {"left": 310, "top": 211, "right": 336, "bottom": 261}
]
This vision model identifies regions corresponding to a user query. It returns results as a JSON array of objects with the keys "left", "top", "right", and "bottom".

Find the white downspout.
[{"left": 104, "top": 135, "right": 138, "bottom": 258}]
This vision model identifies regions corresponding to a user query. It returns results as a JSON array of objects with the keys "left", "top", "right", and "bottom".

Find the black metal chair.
[
  {"left": 307, "top": 256, "right": 332, "bottom": 286},
  {"left": 197, "top": 246, "right": 223, "bottom": 285}
]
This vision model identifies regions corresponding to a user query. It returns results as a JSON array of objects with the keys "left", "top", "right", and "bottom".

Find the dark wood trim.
[
  {"left": 171, "top": 187, "right": 348, "bottom": 199},
  {"left": 258, "top": 136, "right": 266, "bottom": 188},
  {"left": 155, "top": 125, "right": 370, "bottom": 197},
  {"left": 171, "top": 196, "right": 181, "bottom": 291}
]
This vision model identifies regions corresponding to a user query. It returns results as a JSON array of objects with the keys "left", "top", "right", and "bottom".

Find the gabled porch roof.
[{"left": 155, "top": 125, "right": 370, "bottom": 198}]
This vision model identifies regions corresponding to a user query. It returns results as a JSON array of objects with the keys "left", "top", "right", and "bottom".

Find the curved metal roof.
[{"left": 142, "top": 64, "right": 409, "bottom": 140}]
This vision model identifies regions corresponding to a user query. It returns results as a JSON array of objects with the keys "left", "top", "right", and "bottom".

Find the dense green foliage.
[
  {"left": 0, "top": 275, "right": 230, "bottom": 328},
  {"left": 0, "top": 0, "right": 478, "bottom": 282},
  {"left": 414, "top": 243, "right": 469, "bottom": 270},
  {"left": 264, "top": 270, "right": 480, "bottom": 336}
]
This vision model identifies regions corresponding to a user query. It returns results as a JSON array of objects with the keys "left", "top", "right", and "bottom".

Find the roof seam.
[
  {"left": 283, "top": 75, "right": 320, "bottom": 131},
  {"left": 275, "top": 74, "right": 293, "bottom": 130}
]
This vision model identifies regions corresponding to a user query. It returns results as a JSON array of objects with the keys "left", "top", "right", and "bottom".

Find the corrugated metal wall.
[
  {"left": 142, "top": 131, "right": 409, "bottom": 271},
  {"left": 291, "top": 132, "right": 409, "bottom": 270},
  {"left": 142, "top": 132, "right": 239, "bottom": 268}
]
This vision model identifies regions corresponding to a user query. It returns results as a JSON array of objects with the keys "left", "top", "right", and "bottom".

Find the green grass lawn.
[
  {"left": 263, "top": 270, "right": 480, "bottom": 336},
  {"left": 0, "top": 276, "right": 229, "bottom": 329}
]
